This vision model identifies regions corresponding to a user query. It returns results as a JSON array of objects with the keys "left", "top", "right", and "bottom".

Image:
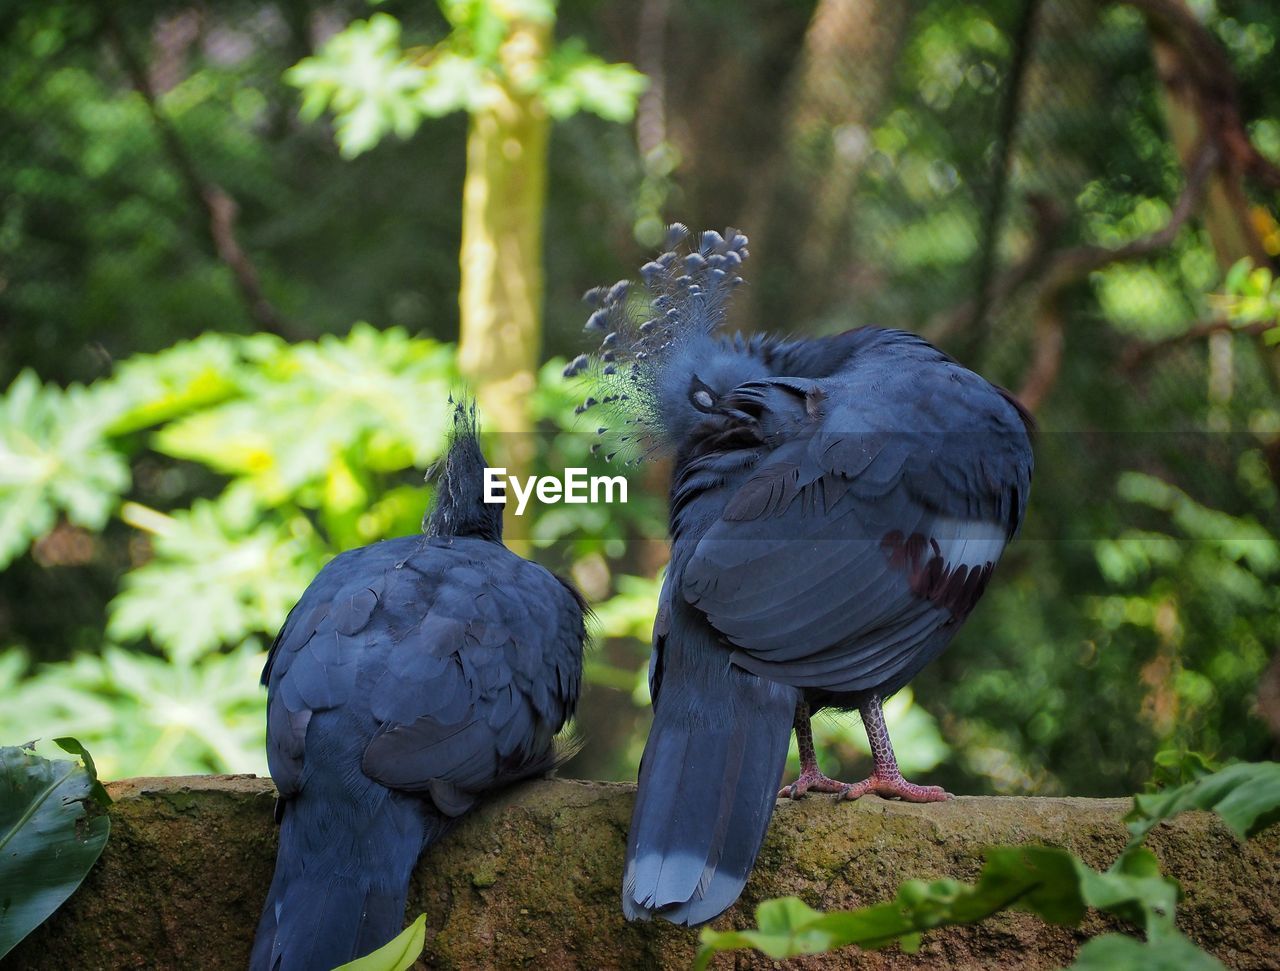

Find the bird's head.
[
  {"left": 565, "top": 225, "right": 765, "bottom": 456},
  {"left": 424, "top": 397, "right": 503, "bottom": 541}
]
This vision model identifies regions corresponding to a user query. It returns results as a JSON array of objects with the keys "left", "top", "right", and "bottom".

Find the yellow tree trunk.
[{"left": 457, "top": 12, "right": 551, "bottom": 550}]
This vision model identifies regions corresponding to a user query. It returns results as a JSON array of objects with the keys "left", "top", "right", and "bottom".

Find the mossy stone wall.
[{"left": 8, "top": 776, "right": 1278, "bottom": 969}]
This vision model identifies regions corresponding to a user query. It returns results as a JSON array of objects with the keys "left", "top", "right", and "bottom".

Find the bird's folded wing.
[
  {"left": 262, "top": 540, "right": 416, "bottom": 800},
  {"left": 360, "top": 560, "right": 582, "bottom": 811},
  {"left": 683, "top": 372, "right": 1030, "bottom": 693}
]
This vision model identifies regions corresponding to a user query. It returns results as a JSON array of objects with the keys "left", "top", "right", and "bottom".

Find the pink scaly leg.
[
  {"left": 840, "top": 694, "right": 952, "bottom": 802},
  {"left": 779, "top": 701, "right": 851, "bottom": 798},
  {"left": 779, "top": 696, "right": 953, "bottom": 802}
]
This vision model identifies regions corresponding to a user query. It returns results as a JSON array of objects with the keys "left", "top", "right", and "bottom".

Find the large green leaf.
[
  {"left": 0, "top": 644, "right": 270, "bottom": 779},
  {"left": 108, "top": 489, "right": 323, "bottom": 663},
  {"left": 0, "top": 371, "right": 130, "bottom": 569},
  {"left": 0, "top": 739, "right": 111, "bottom": 959},
  {"left": 333, "top": 913, "right": 426, "bottom": 971},
  {"left": 99, "top": 332, "right": 273, "bottom": 435},
  {"left": 285, "top": 15, "right": 435, "bottom": 157},
  {"left": 153, "top": 325, "right": 454, "bottom": 506}
]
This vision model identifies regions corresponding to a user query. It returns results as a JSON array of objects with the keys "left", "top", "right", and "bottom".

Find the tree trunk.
[
  {"left": 746, "top": 0, "right": 911, "bottom": 328},
  {"left": 457, "top": 8, "right": 551, "bottom": 551}
]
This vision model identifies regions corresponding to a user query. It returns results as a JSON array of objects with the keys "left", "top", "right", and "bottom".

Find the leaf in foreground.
[
  {"left": 1125, "top": 761, "right": 1280, "bottom": 847},
  {"left": 1069, "top": 930, "right": 1226, "bottom": 970},
  {"left": 695, "top": 846, "right": 1085, "bottom": 969},
  {"left": 332, "top": 913, "right": 427, "bottom": 971},
  {"left": 0, "top": 739, "right": 112, "bottom": 959}
]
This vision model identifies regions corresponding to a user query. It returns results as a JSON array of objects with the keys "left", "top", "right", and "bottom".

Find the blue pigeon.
[
  {"left": 249, "top": 401, "right": 586, "bottom": 969},
  {"left": 571, "top": 225, "right": 1033, "bottom": 925}
]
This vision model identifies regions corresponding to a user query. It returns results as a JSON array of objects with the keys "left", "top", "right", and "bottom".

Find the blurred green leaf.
[
  {"left": 285, "top": 14, "right": 434, "bottom": 157},
  {"left": 1149, "top": 748, "right": 1219, "bottom": 790},
  {"left": 287, "top": 5, "right": 644, "bottom": 158},
  {"left": 0, "top": 740, "right": 111, "bottom": 960},
  {"left": 0, "top": 643, "right": 270, "bottom": 778},
  {"left": 590, "top": 573, "right": 662, "bottom": 640},
  {"left": 153, "top": 325, "right": 455, "bottom": 507},
  {"left": 0, "top": 371, "right": 130, "bottom": 568},
  {"left": 1076, "top": 847, "right": 1179, "bottom": 938},
  {"left": 99, "top": 333, "right": 275, "bottom": 435},
  {"left": 539, "top": 40, "right": 647, "bottom": 122},
  {"left": 1126, "top": 761, "right": 1280, "bottom": 846},
  {"left": 108, "top": 490, "right": 323, "bottom": 663},
  {"left": 1069, "top": 930, "right": 1226, "bottom": 970}
]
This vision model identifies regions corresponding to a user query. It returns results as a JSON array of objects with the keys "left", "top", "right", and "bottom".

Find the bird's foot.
[
  {"left": 837, "top": 769, "right": 952, "bottom": 803},
  {"left": 779, "top": 768, "right": 854, "bottom": 799}
]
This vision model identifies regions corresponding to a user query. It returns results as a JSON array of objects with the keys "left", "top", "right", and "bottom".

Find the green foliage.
[
  {"left": 0, "top": 328, "right": 671, "bottom": 779},
  {"left": 0, "top": 643, "right": 269, "bottom": 778},
  {"left": 0, "top": 326, "right": 462, "bottom": 776},
  {"left": 2, "top": 0, "right": 1278, "bottom": 812},
  {"left": 0, "top": 738, "right": 110, "bottom": 960},
  {"left": 1148, "top": 747, "right": 1220, "bottom": 790},
  {"left": 153, "top": 326, "right": 453, "bottom": 510},
  {"left": 1084, "top": 472, "right": 1280, "bottom": 769},
  {"left": 694, "top": 848, "right": 1086, "bottom": 969},
  {"left": 107, "top": 492, "right": 322, "bottom": 665},
  {"left": 1218, "top": 258, "right": 1280, "bottom": 343},
  {"left": 0, "top": 371, "right": 130, "bottom": 569},
  {"left": 538, "top": 39, "right": 649, "bottom": 123},
  {"left": 1126, "top": 760, "right": 1280, "bottom": 846},
  {"left": 97, "top": 333, "right": 261, "bottom": 436},
  {"left": 287, "top": 14, "right": 439, "bottom": 157},
  {"left": 1070, "top": 931, "right": 1225, "bottom": 971},
  {"left": 286, "top": 3, "right": 645, "bottom": 158},
  {"left": 333, "top": 913, "right": 426, "bottom": 971},
  {"left": 696, "top": 761, "right": 1280, "bottom": 968}
]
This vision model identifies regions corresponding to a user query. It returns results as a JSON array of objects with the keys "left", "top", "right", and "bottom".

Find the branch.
[
  {"left": 963, "top": 0, "right": 1044, "bottom": 352},
  {"left": 102, "top": 13, "right": 302, "bottom": 341},
  {"left": 925, "top": 193, "right": 1066, "bottom": 345},
  {"left": 1016, "top": 299, "right": 1064, "bottom": 414},
  {"left": 932, "top": 136, "right": 1211, "bottom": 355},
  {"left": 1043, "top": 137, "right": 1217, "bottom": 285},
  {"left": 1120, "top": 0, "right": 1280, "bottom": 194},
  {"left": 1120, "top": 317, "right": 1272, "bottom": 372},
  {"left": 1011, "top": 139, "right": 1216, "bottom": 411}
]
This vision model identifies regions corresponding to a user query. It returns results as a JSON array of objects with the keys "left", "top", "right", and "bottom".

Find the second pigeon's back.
[{"left": 250, "top": 402, "right": 586, "bottom": 971}]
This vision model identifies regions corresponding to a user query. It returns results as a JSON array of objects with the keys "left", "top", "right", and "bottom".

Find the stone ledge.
[{"left": 7, "top": 775, "right": 1278, "bottom": 969}]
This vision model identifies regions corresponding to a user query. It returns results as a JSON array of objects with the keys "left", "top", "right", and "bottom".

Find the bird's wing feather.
[
  {"left": 262, "top": 539, "right": 416, "bottom": 802},
  {"left": 682, "top": 366, "right": 1030, "bottom": 693},
  {"left": 263, "top": 538, "right": 583, "bottom": 816},
  {"left": 360, "top": 547, "right": 583, "bottom": 809}
]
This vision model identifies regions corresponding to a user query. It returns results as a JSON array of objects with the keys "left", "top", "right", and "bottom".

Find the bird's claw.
[
  {"left": 836, "top": 772, "right": 953, "bottom": 803},
  {"left": 778, "top": 769, "right": 853, "bottom": 799}
]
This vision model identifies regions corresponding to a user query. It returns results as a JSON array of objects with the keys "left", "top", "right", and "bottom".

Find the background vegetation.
[{"left": 1, "top": 0, "right": 1278, "bottom": 797}]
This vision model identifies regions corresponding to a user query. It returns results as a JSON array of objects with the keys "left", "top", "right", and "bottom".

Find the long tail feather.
[
  {"left": 250, "top": 793, "right": 446, "bottom": 971},
  {"left": 622, "top": 672, "right": 796, "bottom": 926}
]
